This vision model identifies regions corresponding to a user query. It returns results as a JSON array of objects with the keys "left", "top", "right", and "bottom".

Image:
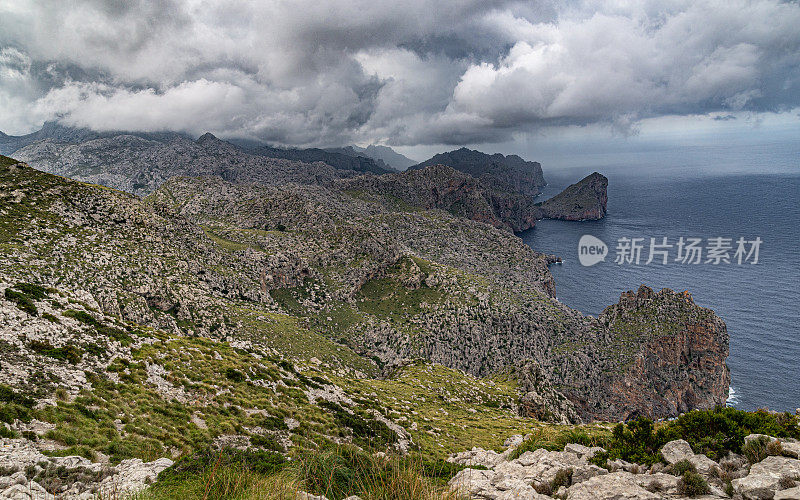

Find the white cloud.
[{"left": 0, "top": 0, "right": 798, "bottom": 145}]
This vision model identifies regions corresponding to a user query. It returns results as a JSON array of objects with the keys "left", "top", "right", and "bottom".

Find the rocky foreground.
[{"left": 448, "top": 434, "right": 800, "bottom": 500}]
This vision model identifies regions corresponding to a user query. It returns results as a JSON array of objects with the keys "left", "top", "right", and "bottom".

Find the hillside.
[{"left": 0, "top": 154, "right": 730, "bottom": 498}]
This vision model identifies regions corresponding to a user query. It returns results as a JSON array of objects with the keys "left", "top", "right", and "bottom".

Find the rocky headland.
[{"left": 411, "top": 147, "right": 547, "bottom": 197}]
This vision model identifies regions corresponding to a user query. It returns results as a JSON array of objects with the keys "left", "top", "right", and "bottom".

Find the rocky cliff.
[
  {"left": 594, "top": 285, "right": 731, "bottom": 421},
  {"left": 539, "top": 172, "right": 608, "bottom": 220},
  {"left": 411, "top": 147, "right": 547, "bottom": 197}
]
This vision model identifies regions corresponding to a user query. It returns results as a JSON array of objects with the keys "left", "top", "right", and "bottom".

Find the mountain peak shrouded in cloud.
[{"left": 1, "top": 0, "right": 799, "bottom": 147}]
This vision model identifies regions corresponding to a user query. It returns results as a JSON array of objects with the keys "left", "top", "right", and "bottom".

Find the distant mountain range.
[
  {"left": 328, "top": 144, "right": 418, "bottom": 171},
  {"left": 1, "top": 123, "right": 606, "bottom": 231},
  {"left": 0, "top": 123, "right": 394, "bottom": 176}
]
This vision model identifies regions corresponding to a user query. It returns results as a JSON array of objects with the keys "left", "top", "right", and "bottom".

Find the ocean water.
[{"left": 520, "top": 140, "right": 800, "bottom": 412}]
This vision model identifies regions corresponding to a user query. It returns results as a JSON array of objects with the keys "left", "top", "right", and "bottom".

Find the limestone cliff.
[{"left": 589, "top": 286, "right": 731, "bottom": 421}]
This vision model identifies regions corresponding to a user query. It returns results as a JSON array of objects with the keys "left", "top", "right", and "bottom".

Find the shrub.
[
  {"left": 724, "top": 481, "right": 735, "bottom": 497},
  {"left": 588, "top": 407, "right": 800, "bottom": 468},
  {"left": 743, "top": 436, "right": 771, "bottom": 464},
  {"left": 28, "top": 340, "right": 83, "bottom": 364},
  {"left": 551, "top": 467, "right": 573, "bottom": 490},
  {"left": 0, "top": 425, "right": 16, "bottom": 438},
  {"left": 319, "top": 401, "right": 397, "bottom": 448},
  {"left": 225, "top": 368, "right": 245, "bottom": 383},
  {"left": 0, "top": 384, "right": 35, "bottom": 408},
  {"left": 4, "top": 288, "right": 37, "bottom": 316},
  {"left": 670, "top": 459, "right": 697, "bottom": 476},
  {"left": 766, "top": 440, "right": 784, "bottom": 457},
  {"left": 677, "top": 471, "right": 710, "bottom": 496},
  {"left": 599, "top": 417, "right": 663, "bottom": 465},
  {"left": 249, "top": 434, "right": 282, "bottom": 452},
  {"left": 13, "top": 283, "right": 49, "bottom": 300},
  {"left": 665, "top": 407, "right": 800, "bottom": 459},
  {"left": 62, "top": 309, "right": 98, "bottom": 326}
]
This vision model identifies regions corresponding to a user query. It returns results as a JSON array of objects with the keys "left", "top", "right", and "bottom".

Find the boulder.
[
  {"left": 775, "top": 486, "right": 800, "bottom": 499},
  {"left": 572, "top": 464, "right": 609, "bottom": 485},
  {"left": 448, "top": 468, "right": 496, "bottom": 498},
  {"left": 564, "top": 443, "right": 605, "bottom": 460},
  {"left": 745, "top": 434, "right": 780, "bottom": 446},
  {"left": 566, "top": 471, "right": 661, "bottom": 499},
  {"left": 661, "top": 439, "right": 695, "bottom": 464},
  {"left": 449, "top": 447, "right": 506, "bottom": 468},
  {"left": 512, "top": 449, "right": 585, "bottom": 488},
  {"left": 504, "top": 435, "right": 524, "bottom": 448},
  {"left": 733, "top": 473, "right": 781, "bottom": 500},
  {"left": 781, "top": 441, "right": 800, "bottom": 459},
  {"left": 495, "top": 484, "right": 548, "bottom": 500},
  {"left": 0, "top": 481, "right": 49, "bottom": 500},
  {"left": 633, "top": 472, "right": 679, "bottom": 495},
  {"left": 733, "top": 456, "right": 800, "bottom": 500}
]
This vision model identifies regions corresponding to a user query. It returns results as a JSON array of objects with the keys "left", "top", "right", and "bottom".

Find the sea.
[{"left": 520, "top": 139, "right": 800, "bottom": 413}]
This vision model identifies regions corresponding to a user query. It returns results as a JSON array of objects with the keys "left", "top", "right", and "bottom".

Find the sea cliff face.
[
  {"left": 590, "top": 286, "right": 731, "bottom": 421},
  {"left": 411, "top": 147, "right": 547, "bottom": 197}
]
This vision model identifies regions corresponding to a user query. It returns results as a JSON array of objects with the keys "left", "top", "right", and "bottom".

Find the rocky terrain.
[
  {"left": 0, "top": 150, "right": 733, "bottom": 498},
  {"left": 411, "top": 147, "right": 547, "bottom": 197},
  {"left": 447, "top": 431, "right": 800, "bottom": 500}
]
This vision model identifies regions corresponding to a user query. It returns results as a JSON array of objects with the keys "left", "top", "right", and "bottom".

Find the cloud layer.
[{"left": 1, "top": 0, "right": 798, "bottom": 145}]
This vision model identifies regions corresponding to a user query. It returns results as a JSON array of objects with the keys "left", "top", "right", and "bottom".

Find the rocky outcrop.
[
  {"left": 450, "top": 435, "right": 800, "bottom": 500},
  {"left": 0, "top": 438, "right": 173, "bottom": 499},
  {"left": 516, "top": 360, "right": 582, "bottom": 424},
  {"left": 11, "top": 132, "right": 381, "bottom": 197},
  {"left": 411, "top": 147, "right": 547, "bottom": 196},
  {"left": 587, "top": 286, "right": 731, "bottom": 421},
  {"left": 539, "top": 172, "right": 608, "bottom": 220}
]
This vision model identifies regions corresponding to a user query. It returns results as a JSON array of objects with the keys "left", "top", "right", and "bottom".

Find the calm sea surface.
[{"left": 520, "top": 140, "right": 800, "bottom": 412}]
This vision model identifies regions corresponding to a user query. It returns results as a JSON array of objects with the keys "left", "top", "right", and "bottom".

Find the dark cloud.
[{"left": 0, "top": 0, "right": 798, "bottom": 144}]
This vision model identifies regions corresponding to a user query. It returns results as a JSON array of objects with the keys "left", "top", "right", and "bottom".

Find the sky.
[{"left": 1, "top": 0, "right": 799, "bottom": 160}]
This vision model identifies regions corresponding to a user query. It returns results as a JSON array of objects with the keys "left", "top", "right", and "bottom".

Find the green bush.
[
  {"left": 677, "top": 471, "right": 710, "bottom": 496},
  {"left": 0, "top": 425, "right": 17, "bottom": 438},
  {"left": 670, "top": 459, "right": 697, "bottom": 476},
  {"left": 665, "top": 407, "right": 800, "bottom": 459},
  {"left": 4, "top": 288, "right": 37, "bottom": 316},
  {"left": 743, "top": 435, "right": 771, "bottom": 464},
  {"left": 0, "top": 384, "right": 35, "bottom": 408},
  {"left": 589, "top": 417, "right": 664, "bottom": 466},
  {"left": 319, "top": 401, "right": 397, "bottom": 448},
  {"left": 591, "top": 407, "right": 800, "bottom": 467},
  {"left": 225, "top": 368, "right": 245, "bottom": 383},
  {"left": 28, "top": 340, "right": 83, "bottom": 364},
  {"left": 62, "top": 309, "right": 99, "bottom": 326},
  {"left": 13, "top": 283, "right": 49, "bottom": 300},
  {"left": 249, "top": 433, "right": 282, "bottom": 451}
]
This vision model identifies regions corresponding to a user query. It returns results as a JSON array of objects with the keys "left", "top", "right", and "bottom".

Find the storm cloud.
[{"left": 1, "top": 0, "right": 798, "bottom": 146}]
